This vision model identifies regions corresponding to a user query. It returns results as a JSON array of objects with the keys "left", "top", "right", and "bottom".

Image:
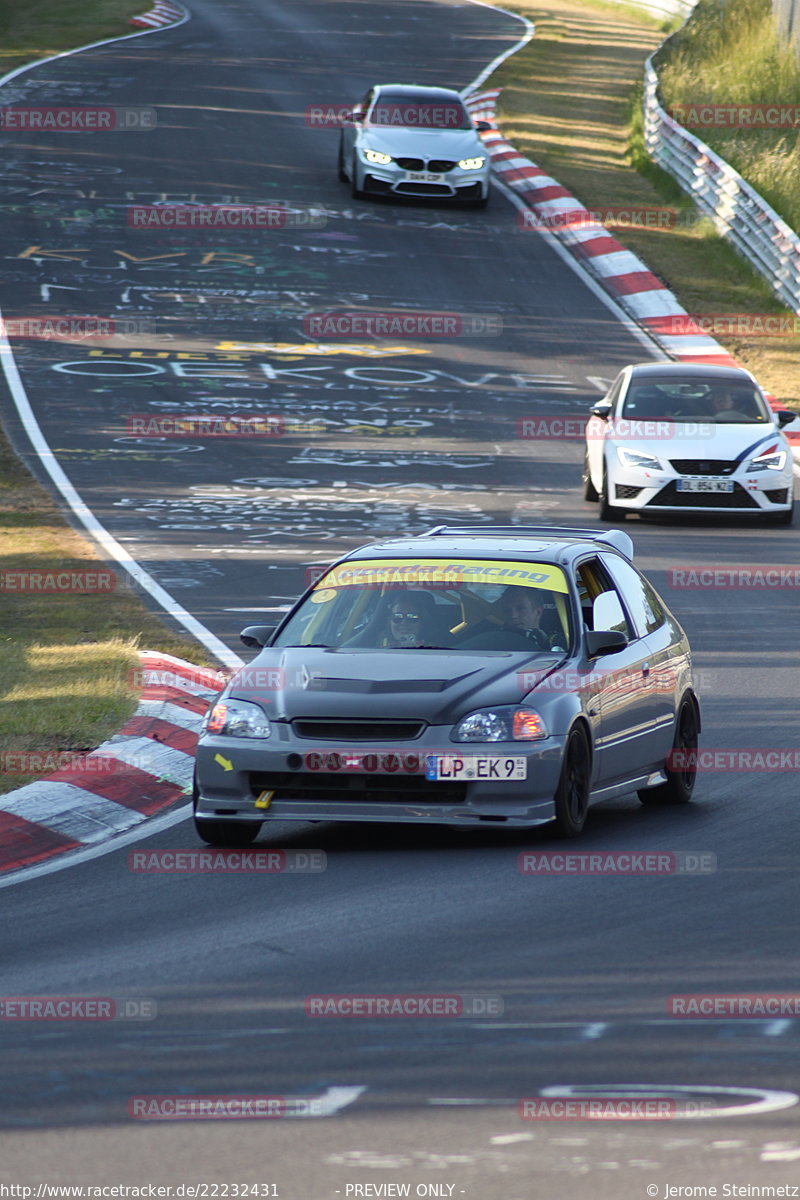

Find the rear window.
[{"left": 272, "top": 557, "right": 573, "bottom": 653}]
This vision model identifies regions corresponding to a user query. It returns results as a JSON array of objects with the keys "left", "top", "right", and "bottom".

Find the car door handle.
[{"left": 641, "top": 661, "right": 651, "bottom": 676}]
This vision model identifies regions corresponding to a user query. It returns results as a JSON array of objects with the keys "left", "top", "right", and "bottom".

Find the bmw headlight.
[
  {"left": 747, "top": 444, "right": 787, "bottom": 472},
  {"left": 453, "top": 707, "right": 547, "bottom": 742},
  {"left": 458, "top": 156, "right": 486, "bottom": 170},
  {"left": 202, "top": 700, "right": 271, "bottom": 739},
  {"left": 364, "top": 149, "right": 392, "bottom": 165},
  {"left": 617, "top": 447, "right": 663, "bottom": 471}
]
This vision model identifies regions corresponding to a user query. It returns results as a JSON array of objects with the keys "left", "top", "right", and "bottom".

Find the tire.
[
  {"left": 553, "top": 724, "right": 591, "bottom": 838},
  {"left": 599, "top": 465, "right": 623, "bottom": 521},
  {"left": 582, "top": 450, "right": 598, "bottom": 501},
  {"left": 192, "top": 771, "right": 260, "bottom": 846},
  {"left": 337, "top": 140, "right": 348, "bottom": 182},
  {"left": 351, "top": 156, "right": 363, "bottom": 198},
  {"left": 638, "top": 697, "right": 698, "bottom": 806}
]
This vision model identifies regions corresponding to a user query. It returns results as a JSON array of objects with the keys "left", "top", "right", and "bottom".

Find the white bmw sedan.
[
  {"left": 583, "top": 363, "right": 796, "bottom": 525},
  {"left": 338, "top": 84, "right": 491, "bottom": 207}
]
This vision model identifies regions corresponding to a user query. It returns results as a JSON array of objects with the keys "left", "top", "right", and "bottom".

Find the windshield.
[
  {"left": 621, "top": 378, "right": 770, "bottom": 424},
  {"left": 272, "top": 558, "right": 574, "bottom": 653},
  {"left": 369, "top": 92, "right": 473, "bottom": 131}
]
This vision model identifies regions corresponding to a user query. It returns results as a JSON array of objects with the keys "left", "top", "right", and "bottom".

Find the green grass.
[
  {"left": 657, "top": 0, "right": 800, "bottom": 232},
  {"left": 0, "top": 0, "right": 146, "bottom": 75}
]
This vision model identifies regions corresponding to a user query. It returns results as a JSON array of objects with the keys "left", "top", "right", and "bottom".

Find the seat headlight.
[
  {"left": 453, "top": 707, "right": 547, "bottom": 742},
  {"left": 747, "top": 445, "right": 787, "bottom": 471},
  {"left": 617, "top": 447, "right": 663, "bottom": 471},
  {"left": 202, "top": 700, "right": 270, "bottom": 739},
  {"left": 458, "top": 156, "right": 486, "bottom": 170},
  {"left": 364, "top": 149, "right": 392, "bottom": 165}
]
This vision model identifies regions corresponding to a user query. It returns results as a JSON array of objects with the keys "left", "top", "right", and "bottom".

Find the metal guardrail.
[{"left": 643, "top": 54, "right": 800, "bottom": 313}]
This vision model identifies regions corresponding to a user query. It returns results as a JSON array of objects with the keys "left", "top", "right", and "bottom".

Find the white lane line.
[
  {"left": 0, "top": 805, "right": 193, "bottom": 891},
  {"left": 764, "top": 1019, "right": 793, "bottom": 1036},
  {"left": 491, "top": 178, "right": 669, "bottom": 359},
  {"left": 461, "top": 2, "right": 534, "bottom": 97}
]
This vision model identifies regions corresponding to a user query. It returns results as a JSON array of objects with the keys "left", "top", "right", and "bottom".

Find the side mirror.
[
  {"left": 585, "top": 629, "right": 628, "bottom": 657},
  {"left": 240, "top": 624, "right": 276, "bottom": 649},
  {"left": 474, "top": 120, "right": 492, "bottom": 132},
  {"left": 590, "top": 402, "right": 612, "bottom": 420},
  {"left": 346, "top": 110, "right": 364, "bottom": 123},
  {"left": 775, "top": 409, "right": 797, "bottom": 428},
  {"left": 592, "top": 590, "right": 627, "bottom": 634}
]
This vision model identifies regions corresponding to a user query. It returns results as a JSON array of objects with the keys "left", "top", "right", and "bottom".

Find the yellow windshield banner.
[{"left": 319, "top": 558, "right": 569, "bottom": 594}]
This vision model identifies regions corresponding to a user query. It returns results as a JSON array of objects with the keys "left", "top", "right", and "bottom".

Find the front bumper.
[
  {"left": 607, "top": 463, "right": 794, "bottom": 515},
  {"left": 194, "top": 728, "right": 564, "bottom": 827},
  {"left": 360, "top": 160, "right": 489, "bottom": 201}
]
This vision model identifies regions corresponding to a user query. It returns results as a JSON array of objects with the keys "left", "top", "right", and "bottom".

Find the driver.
[
  {"left": 497, "top": 586, "right": 549, "bottom": 648},
  {"left": 385, "top": 590, "right": 437, "bottom": 648}
]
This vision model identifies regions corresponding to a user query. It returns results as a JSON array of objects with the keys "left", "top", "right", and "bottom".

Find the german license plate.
[
  {"left": 405, "top": 171, "right": 445, "bottom": 182},
  {"left": 426, "top": 755, "right": 527, "bottom": 781},
  {"left": 676, "top": 478, "right": 734, "bottom": 493}
]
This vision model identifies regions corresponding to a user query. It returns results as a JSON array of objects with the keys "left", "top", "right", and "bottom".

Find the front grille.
[
  {"left": 765, "top": 488, "right": 790, "bottom": 504},
  {"left": 395, "top": 157, "right": 424, "bottom": 170},
  {"left": 291, "top": 719, "right": 425, "bottom": 741},
  {"left": 428, "top": 159, "right": 456, "bottom": 172},
  {"left": 395, "top": 182, "right": 452, "bottom": 195},
  {"left": 647, "top": 482, "right": 759, "bottom": 509},
  {"left": 669, "top": 459, "right": 737, "bottom": 475},
  {"left": 615, "top": 484, "right": 643, "bottom": 499},
  {"left": 249, "top": 772, "right": 466, "bottom": 805}
]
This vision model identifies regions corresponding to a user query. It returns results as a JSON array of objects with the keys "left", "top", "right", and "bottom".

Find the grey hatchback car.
[{"left": 193, "top": 526, "right": 700, "bottom": 844}]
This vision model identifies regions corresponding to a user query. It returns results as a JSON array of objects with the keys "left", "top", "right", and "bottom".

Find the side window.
[
  {"left": 575, "top": 557, "right": 634, "bottom": 640},
  {"left": 601, "top": 555, "right": 666, "bottom": 638},
  {"left": 360, "top": 88, "right": 375, "bottom": 116}
]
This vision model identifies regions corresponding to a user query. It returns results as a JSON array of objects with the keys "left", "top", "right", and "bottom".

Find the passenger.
[{"left": 385, "top": 590, "right": 438, "bottom": 648}]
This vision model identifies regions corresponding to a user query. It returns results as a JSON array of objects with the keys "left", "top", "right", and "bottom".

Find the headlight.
[
  {"left": 202, "top": 700, "right": 270, "bottom": 739},
  {"left": 747, "top": 445, "right": 787, "bottom": 471},
  {"left": 364, "top": 149, "right": 392, "bottom": 165},
  {"left": 458, "top": 156, "right": 485, "bottom": 170},
  {"left": 453, "top": 706, "right": 547, "bottom": 742},
  {"left": 617, "top": 447, "right": 663, "bottom": 471}
]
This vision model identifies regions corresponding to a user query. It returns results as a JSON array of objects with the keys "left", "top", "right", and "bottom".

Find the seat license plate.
[
  {"left": 426, "top": 755, "right": 527, "bottom": 781},
  {"left": 405, "top": 171, "right": 445, "bottom": 182},
  {"left": 676, "top": 478, "right": 734, "bottom": 493}
]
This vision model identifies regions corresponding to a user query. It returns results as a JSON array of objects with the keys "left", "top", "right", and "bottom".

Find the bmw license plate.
[
  {"left": 405, "top": 171, "right": 445, "bottom": 182},
  {"left": 426, "top": 755, "right": 527, "bottom": 781},
  {"left": 676, "top": 478, "right": 734, "bottom": 493}
]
